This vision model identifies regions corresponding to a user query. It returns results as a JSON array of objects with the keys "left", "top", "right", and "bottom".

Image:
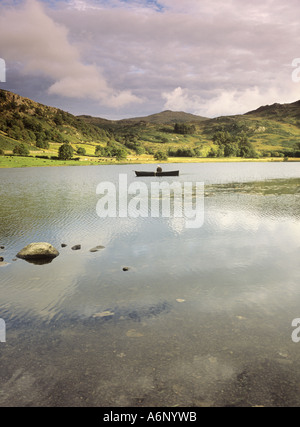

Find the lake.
[{"left": 0, "top": 162, "right": 300, "bottom": 407}]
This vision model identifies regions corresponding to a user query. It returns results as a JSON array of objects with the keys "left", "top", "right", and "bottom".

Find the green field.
[{"left": 0, "top": 154, "right": 295, "bottom": 169}]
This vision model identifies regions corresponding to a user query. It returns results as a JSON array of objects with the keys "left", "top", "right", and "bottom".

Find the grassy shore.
[{"left": 0, "top": 154, "right": 298, "bottom": 168}]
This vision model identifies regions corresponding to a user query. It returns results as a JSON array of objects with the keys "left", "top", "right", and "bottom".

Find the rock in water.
[
  {"left": 89, "top": 245, "right": 105, "bottom": 252},
  {"left": 16, "top": 242, "right": 59, "bottom": 260},
  {"left": 71, "top": 245, "right": 81, "bottom": 251}
]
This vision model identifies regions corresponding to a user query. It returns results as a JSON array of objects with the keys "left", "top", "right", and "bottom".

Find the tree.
[
  {"left": 36, "top": 138, "right": 49, "bottom": 150},
  {"left": 224, "top": 143, "right": 238, "bottom": 157},
  {"left": 135, "top": 146, "right": 145, "bottom": 155},
  {"left": 53, "top": 113, "right": 64, "bottom": 126},
  {"left": 174, "top": 123, "right": 196, "bottom": 135},
  {"left": 95, "top": 145, "right": 104, "bottom": 156},
  {"left": 213, "top": 131, "right": 232, "bottom": 146},
  {"left": 193, "top": 148, "right": 202, "bottom": 157},
  {"left": 114, "top": 148, "right": 127, "bottom": 161},
  {"left": 58, "top": 143, "right": 74, "bottom": 160},
  {"left": 0, "top": 148, "right": 4, "bottom": 156},
  {"left": 154, "top": 150, "right": 168, "bottom": 161},
  {"left": 77, "top": 147, "right": 86, "bottom": 156},
  {"left": 207, "top": 147, "right": 218, "bottom": 158},
  {"left": 168, "top": 148, "right": 195, "bottom": 157},
  {"left": 13, "top": 143, "right": 30, "bottom": 156},
  {"left": 36, "top": 132, "right": 49, "bottom": 149},
  {"left": 238, "top": 140, "right": 257, "bottom": 158}
]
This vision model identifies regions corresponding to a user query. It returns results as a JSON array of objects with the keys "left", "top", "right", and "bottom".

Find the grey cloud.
[
  {"left": 1, "top": 0, "right": 300, "bottom": 118},
  {"left": 0, "top": 0, "right": 142, "bottom": 108}
]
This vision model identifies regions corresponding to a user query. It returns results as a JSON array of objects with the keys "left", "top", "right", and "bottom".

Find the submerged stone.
[
  {"left": 0, "top": 261, "right": 9, "bottom": 267},
  {"left": 89, "top": 245, "right": 105, "bottom": 252},
  {"left": 93, "top": 310, "right": 115, "bottom": 318},
  {"left": 16, "top": 242, "right": 59, "bottom": 260},
  {"left": 71, "top": 244, "right": 81, "bottom": 250}
]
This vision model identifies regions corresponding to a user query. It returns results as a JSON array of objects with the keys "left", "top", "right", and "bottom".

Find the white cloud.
[
  {"left": 162, "top": 87, "right": 194, "bottom": 112},
  {"left": 193, "top": 86, "right": 298, "bottom": 118},
  {"left": 162, "top": 83, "right": 300, "bottom": 118}
]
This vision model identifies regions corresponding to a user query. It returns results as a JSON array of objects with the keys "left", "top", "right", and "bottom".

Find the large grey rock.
[{"left": 16, "top": 242, "right": 59, "bottom": 260}]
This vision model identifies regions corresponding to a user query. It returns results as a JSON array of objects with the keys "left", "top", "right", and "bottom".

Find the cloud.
[
  {"left": 1, "top": 0, "right": 300, "bottom": 117},
  {"left": 162, "top": 82, "right": 300, "bottom": 118},
  {"left": 196, "top": 86, "right": 296, "bottom": 118},
  {"left": 162, "top": 87, "right": 200, "bottom": 112},
  {"left": 0, "top": 0, "right": 141, "bottom": 108}
]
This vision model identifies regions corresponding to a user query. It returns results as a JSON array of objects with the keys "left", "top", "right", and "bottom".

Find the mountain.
[
  {"left": 0, "top": 88, "right": 299, "bottom": 159},
  {"left": 78, "top": 110, "right": 208, "bottom": 126},
  {"left": 119, "top": 110, "right": 208, "bottom": 124}
]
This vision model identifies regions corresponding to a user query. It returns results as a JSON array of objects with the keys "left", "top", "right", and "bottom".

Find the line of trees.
[
  {"left": 95, "top": 143, "right": 128, "bottom": 160},
  {"left": 168, "top": 147, "right": 202, "bottom": 157}
]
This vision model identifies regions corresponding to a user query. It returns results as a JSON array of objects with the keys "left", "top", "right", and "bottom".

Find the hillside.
[
  {"left": 80, "top": 102, "right": 300, "bottom": 158},
  {"left": 0, "top": 89, "right": 112, "bottom": 156},
  {"left": 0, "top": 88, "right": 299, "bottom": 162},
  {"left": 246, "top": 100, "right": 300, "bottom": 123}
]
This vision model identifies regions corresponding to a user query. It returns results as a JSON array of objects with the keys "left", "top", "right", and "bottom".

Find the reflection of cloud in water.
[
  {"left": 167, "top": 217, "right": 186, "bottom": 235},
  {"left": 211, "top": 211, "right": 300, "bottom": 248},
  {"left": 1, "top": 252, "right": 102, "bottom": 324},
  {"left": 209, "top": 210, "right": 262, "bottom": 232}
]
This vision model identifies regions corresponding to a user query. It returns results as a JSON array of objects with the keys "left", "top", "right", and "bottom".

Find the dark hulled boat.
[{"left": 135, "top": 170, "right": 179, "bottom": 177}]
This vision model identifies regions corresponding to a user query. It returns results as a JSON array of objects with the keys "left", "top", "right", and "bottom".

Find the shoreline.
[{"left": 0, "top": 155, "right": 298, "bottom": 169}]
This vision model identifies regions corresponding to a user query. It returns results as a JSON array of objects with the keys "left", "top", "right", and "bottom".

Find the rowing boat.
[{"left": 135, "top": 170, "right": 179, "bottom": 177}]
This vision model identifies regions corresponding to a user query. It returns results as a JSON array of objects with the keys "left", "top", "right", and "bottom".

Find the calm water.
[{"left": 0, "top": 162, "right": 300, "bottom": 407}]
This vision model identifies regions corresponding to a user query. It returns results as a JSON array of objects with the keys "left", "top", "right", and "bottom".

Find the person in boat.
[{"left": 156, "top": 165, "right": 162, "bottom": 173}]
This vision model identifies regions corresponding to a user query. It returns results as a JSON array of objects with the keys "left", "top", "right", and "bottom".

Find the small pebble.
[
  {"left": 123, "top": 267, "right": 129, "bottom": 271},
  {"left": 61, "top": 243, "right": 67, "bottom": 248},
  {"left": 0, "top": 257, "right": 3, "bottom": 262}
]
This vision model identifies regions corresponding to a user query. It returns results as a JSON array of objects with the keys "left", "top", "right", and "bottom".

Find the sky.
[{"left": 0, "top": 0, "right": 299, "bottom": 120}]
